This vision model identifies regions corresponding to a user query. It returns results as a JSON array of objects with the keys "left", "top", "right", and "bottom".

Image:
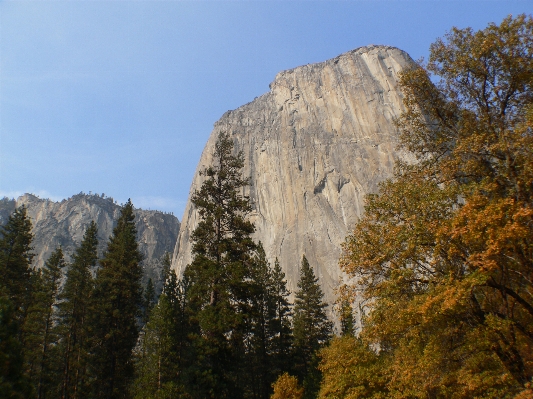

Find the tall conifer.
[
  {"left": 0, "top": 293, "right": 32, "bottom": 398},
  {"left": 89, "top": 201, "right": 143, "bottom": 398},
  {"left": 268, "top": 258, "right": 292, "bottom": 378},
  {"left": 133, "top": 272, "right": 189, "bottom": 399},
  {"left": 22, "top": 247, "right": 65, "bottom": 399},
  {"left": 245, "top": 243, "right": 273, "bottom": 399},
  {"left": 245, "top": 247, "right": 293, "bottom": 399},
  {"left": 184, "top": 132, "right": 256, "bottom": 398},
  {"left": 292, "top": 256, "right": 332, "bottom": 399},
  {"left": 58, "top": 221, "right": 98, "bottom": 399},
  {"left": 0, "top": 206, "right": 34, "bottom": 322}
]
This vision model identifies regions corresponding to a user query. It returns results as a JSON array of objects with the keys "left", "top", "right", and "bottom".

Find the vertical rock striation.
[
  {"left": 0, "top": 193, "right": 180, "bottom": 291},
  {"left": 172, "top": 45, "right": 415, "bottom": 307}
]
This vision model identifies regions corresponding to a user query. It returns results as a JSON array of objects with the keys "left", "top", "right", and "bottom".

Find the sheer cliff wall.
[
  {"left": 0, "top": 194, "right": 179, "bottom": 290},
  {"left": 172, "top": 45, "right": 415, "bottom": 306}
]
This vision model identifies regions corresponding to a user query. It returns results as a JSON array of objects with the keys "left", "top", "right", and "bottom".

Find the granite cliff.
[
  {"left": 172, "top": 45, "right": 416, "bottom": 308},
  {"left": 0, "top": 193, "right": 180, "bottom": 290}
]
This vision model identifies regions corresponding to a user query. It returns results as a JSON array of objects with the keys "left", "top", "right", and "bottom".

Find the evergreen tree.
[
  {"left": 245, "top": 243, "right": 272, "bottom": 399},
  {"left": 58, "top": 221, "right": 98, "bottom": 399},
  {"left": 0, "top": 206, "right": 34, "bottom": 322},
  {"left": 0, "top": 293, "right": 32, "bottom": 398},
  {"left": 183, "top": 132, "right": 256, "bottom": 398},
  {"left": 267, "top": 258, "right": 292, "bottom": 377},
  {"left": 245, "top": 248, "right": 293, "bottom": 399},
  {"left": 89, "top": 200, "right": 144, "bottom": 398},
  {"left": 160, "top": 252, "right": 171, "bottom": 286},
  {"left": 292, "top": 256, "right": 332, "bottom": 399},
  {"left": 133, "top": 275, "right": 189, "bottom": 399},
  {"left": 142, "top": 279, "right": 156, "bottom": 325},
  {"left": 22, "top": 247, "right": 65, "bottom": 399}
]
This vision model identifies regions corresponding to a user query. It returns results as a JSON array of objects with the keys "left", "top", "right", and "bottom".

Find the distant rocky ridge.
[
  {"left": 172, "top": 45, "right": 416, "bottom": 312},
  {"left": 0, "top": 193, "right": 180, "bottom": 291}
]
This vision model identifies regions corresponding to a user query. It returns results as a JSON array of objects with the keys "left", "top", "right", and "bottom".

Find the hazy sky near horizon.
[{"left": 1, "top": 1, "right": 532, "bottom": 219}]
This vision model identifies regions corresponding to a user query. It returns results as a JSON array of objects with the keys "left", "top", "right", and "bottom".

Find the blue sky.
[{"left": 1, "top": 1, "right": 532, "bottom": 219}]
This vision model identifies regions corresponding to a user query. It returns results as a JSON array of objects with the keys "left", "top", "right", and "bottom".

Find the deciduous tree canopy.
[{"left": 340, "top": 14, "right": 533, "bottom": 397}]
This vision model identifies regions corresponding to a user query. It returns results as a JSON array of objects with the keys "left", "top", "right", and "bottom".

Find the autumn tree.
[
  {"left": 318, "top": 336, "right": 388, "bottom": 399},
  {"left": 340, "top": 14, "right": 533, "bottom": 397},
  {"left": 270, "top": 373, "right": 303, "bottom": 399}
]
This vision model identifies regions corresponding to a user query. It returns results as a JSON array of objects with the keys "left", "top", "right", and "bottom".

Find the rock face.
[
  {"left": 172, "top": 45, "right": 415, "bottom": 307},
  {"left": 0, "top": 193, "right": 180, "bottom": 290}
]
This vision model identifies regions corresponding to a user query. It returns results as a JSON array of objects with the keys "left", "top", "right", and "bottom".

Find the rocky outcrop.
[
  {"left": 172, "top": 45, "right": 415, "bottom": 307},
  {"left": 1, "top": 193, "right": 180, "bottom": 290}
]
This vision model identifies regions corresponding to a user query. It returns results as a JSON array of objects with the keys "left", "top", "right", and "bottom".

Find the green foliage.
[
  {"left": 90, "top": 200, "right": 144, "bottom": 398},
  {"left": 267, "top": 258, "right": 293, "bottom": 379},
  {"left": 0, "top": 206, "right": 34, "bottom": 321},
  {"left": 244, "top": 245, "right": 293, "bottom": 399},
  {"left": 0, "top": 294, "right": 32, "bottom": 399},
  {"left": 133, "top": 265, "right": 191, "bottom": 399},
  {"left": 293, "top": 256, "right": 332, "bottom": 399},
  {"left": 22, "top": 247, "right": 65, "bottom": 399},
  {"left": 338, "top": 300, "right": 354, "bottom": 337},
  {"left": 57, "top": 221, "right": 98, "bottom": 399},
  {"left": 142, "top": 278, "right": 156, "bottom": 325},
  {"left": 184, "top": 132, "right": 256, "bottom": 398}
]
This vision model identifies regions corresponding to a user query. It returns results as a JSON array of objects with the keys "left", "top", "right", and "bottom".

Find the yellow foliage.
[
  {"left": 271, "top": 373, "right": 304, "bottom": 399},
  {"left": 318, "top": 336, "right": 388, "bottom": 399}
]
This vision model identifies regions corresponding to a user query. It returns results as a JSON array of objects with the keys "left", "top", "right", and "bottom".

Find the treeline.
[
  {"left": 133, "top": 132, "right": 335, "bottom": 399},
  {"left": 0, "top": 133, "right": 335, "bottom": 399},
  {"left": 1, "top": 200, "right": 144, "bottom": 398}
]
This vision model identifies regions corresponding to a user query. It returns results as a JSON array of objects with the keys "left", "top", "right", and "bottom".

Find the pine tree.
[
  {"left": 292, "top": 256, "right": 332, "bottom": 399},
  {"left": 22, "top": 247, "right": 65, "bottom": 399},
  {"left": 142, "top": 279, "right": 156, "bottom": 325},
  {"left": 0, "top": 293, "right": 33, "bottom": 398},
  {"left": 0, "top": 206, "right": 34, "bottom": 322},
  {"left": 245, "top": 243, "right": 272, "bottom": 399},
  {"left": 58, "top": 221, "right": 98, "bottom": 399},
  {"left": 89, "top": 200, "right": 144, "bottom": 398},
  {"left": 183, "top": 132, "right": 256, "bottom": 398},
  {"left": 267, "top": 258, "right": 292, "bottom": 377},
  {"left": 160, "top": 252, "right": 172, "bottom": 285},
  {"left": 133, "top": 275, "right": 189, "bottom": 399}
]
